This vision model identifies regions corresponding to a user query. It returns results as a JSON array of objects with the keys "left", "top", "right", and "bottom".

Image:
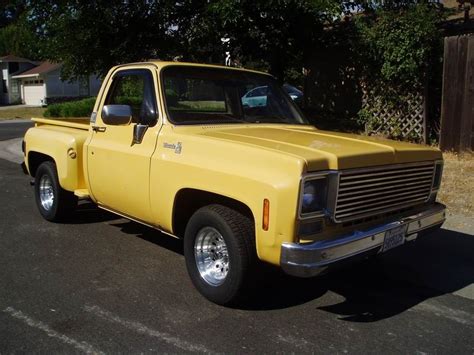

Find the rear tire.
[
  {"left": 34, "top": 161, "right": 77, "bottom": 222},
  {"left": 184, "top": 204, "right": 256, "bottom": 305}
]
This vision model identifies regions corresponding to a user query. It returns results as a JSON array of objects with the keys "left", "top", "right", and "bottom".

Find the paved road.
[
  {"left": 0, "top": 125, "right": 473, "bottom": 353},
  {"left": 0, "top": 120, "right": 34, "bottom": 141}
]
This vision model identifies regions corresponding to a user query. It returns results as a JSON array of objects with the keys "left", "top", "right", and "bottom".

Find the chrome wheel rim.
[
  {"left": 194, "top": 227, "right": 229, "bottom": 286},
  {"left": 39, "top": 175, "right": 54, "bottom": 211}
]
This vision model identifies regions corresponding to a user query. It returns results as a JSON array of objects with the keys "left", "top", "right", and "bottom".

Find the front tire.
[
  {"left": 184, "top": 204, "right": 256, "bottom": 305},
  {"left": 34, "top": 161, "right": 77, "bottom": 222}
]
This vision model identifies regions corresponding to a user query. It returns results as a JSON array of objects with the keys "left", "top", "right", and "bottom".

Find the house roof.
[
  {"left": 12, "top": 61, "right": 61, "bottom": 79},
  {"left": 0, "top": 55, "right": 38, "bottom": 64}
]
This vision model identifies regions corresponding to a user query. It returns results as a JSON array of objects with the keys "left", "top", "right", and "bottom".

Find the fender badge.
[{"left": 163, "top": 142, "right": 182, "bottom": 154}]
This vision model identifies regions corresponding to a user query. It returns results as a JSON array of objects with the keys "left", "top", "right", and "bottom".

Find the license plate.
[{"left": 382, "top": 225, "right": 407, "bottom": 253}]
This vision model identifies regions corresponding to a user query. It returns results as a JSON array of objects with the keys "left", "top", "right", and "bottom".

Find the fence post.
[
  {"left": 459, "top": 35, "right": 474, "bottom": 151},
  {"left": 440, "top": 34, "right": 474, "bottom": 152}
]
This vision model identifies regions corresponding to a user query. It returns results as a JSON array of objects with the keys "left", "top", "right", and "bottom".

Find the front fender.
[{"left": 150, "top": 136, "right": 304, "bottom": 266}]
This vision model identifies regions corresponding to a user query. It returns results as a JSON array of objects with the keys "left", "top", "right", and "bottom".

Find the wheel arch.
[
  {"left": 28, "top": 151, "right": 55, "bottom": 177},
  {"left": 172, "top": 188, "right": 255, "bottom": 239}
]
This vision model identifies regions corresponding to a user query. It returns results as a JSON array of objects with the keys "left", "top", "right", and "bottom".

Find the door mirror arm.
[{"left": 133, "top": 123, "right": 149, "bottom": 145}]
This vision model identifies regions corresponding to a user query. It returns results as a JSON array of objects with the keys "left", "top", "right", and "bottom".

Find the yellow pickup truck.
[{"left": 22, "top": 61, "right": 446, "bottom": 304}]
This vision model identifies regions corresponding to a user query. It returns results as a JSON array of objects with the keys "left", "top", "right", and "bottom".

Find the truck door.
[{"left": 87, "top": 67, "right": 160, "bottom": 223}]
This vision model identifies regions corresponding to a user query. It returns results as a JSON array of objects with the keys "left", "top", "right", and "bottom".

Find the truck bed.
[{"left": 32, "top": 117, "right": 90, "bottom": 131}]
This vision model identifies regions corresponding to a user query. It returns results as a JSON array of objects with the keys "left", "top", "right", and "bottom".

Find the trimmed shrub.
[
  {"left": 44, "top": 97, "right": 96, "bottom": 117},
  {"left": 43, "top": 104, "right": 62, "bottom": 117}
]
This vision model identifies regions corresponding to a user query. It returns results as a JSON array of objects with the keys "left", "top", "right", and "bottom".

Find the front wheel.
[
  {"left": 184, "top": 204, "right": 256, "bottom": 305},
  {"left": 34, "top": 161, "right": 77, "bottom": 222}
]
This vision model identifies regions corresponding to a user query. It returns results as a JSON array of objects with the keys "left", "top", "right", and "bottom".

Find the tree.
[
  {"left": 0, "top": 0, "right": 40, "bottom": 58},
  {"left": 174, "top": 0, "right": 344, "bottom": 80},
  {"left": 19, "top": 0, "right": 446, "bottom": 88},
  {"left": 354, "top": 1, "right": 445, "bottom": 88},
  {"left": 24, "top": 0, "right": 345, "bottom": 81},
  {"left": 0, "top": 0, "right": 26, "bottom": 28},
  {"left": 27, "top": 0, "right": 178, "bottom": 79}
]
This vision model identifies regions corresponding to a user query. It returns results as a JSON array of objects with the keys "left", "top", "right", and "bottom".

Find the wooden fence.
[{"left": 440, "top": 34, "right": 474, "bottom": 152}]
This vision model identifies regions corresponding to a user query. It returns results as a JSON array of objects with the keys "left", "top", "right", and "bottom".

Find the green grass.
[{"left": 0, "top": 107, "right": 46, "bottom": 120}]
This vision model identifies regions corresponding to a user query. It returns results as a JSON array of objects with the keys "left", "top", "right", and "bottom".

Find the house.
[
  {"left": 12, "top": 61, "right": 102, "bottom": 106},
  {"left": 0, "top": 55, "right": 37, "bottom": 105}
]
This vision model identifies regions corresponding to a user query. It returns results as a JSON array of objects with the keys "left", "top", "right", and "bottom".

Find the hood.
[{"left": 198, "top": 125, "right": 442, "bottom": 171}]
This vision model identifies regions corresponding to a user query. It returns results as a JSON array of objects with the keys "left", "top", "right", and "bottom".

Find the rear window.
[{"left": 164, "top": 77, "right": 227, "bottom": 113}]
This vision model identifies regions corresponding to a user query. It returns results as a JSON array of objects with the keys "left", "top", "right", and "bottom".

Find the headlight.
[{"left": 300, "top": 176, "right": 328, "bottom": 216}]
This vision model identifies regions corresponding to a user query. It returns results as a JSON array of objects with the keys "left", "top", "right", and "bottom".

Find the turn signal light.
[{"left": 263, "top": 199, "right": 270, "bottom": 231}]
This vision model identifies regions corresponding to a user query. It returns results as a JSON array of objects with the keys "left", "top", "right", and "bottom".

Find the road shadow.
[
  {"left": 238, "top": 228, "right": 474, "bottom": 320},
  {"left": 108, "top": 220, "right": 184, "bottom": 255},
  {"left": 103, "top": 219, "right": 474, "bottom": 320},
  {"left": 60, "top": 202, "right": 120, "bottom": 224}
]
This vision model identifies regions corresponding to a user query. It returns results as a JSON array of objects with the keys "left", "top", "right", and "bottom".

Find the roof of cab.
[{"left": 111, "top": 60, "right": 272, "bottom": 77}]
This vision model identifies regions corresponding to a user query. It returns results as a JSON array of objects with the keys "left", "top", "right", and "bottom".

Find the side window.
[{"left": 104, "top": 70, "right": 157, "bottom": 126}]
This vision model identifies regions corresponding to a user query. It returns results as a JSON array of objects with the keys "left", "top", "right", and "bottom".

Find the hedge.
[{"left": 43, "top": 97, "right": 96, "bottom": 117}]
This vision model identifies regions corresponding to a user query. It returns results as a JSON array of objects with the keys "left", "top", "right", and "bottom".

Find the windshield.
[{"left": 162, "top": 66, "right": 308, "bottom": 125}]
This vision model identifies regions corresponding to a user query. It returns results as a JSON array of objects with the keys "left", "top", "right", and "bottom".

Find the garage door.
[{"left": 23, "top": 82, "right": 45, "bottom": 106}]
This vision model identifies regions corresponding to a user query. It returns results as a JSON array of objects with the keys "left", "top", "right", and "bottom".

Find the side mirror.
[
  {"left": 133, "top": 123, "right": 148, "bottom": 145},
  {"left": 102, "top": 105, "right": 132, "bottom": 125}
]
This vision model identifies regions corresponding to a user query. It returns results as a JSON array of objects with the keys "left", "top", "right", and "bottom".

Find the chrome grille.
[{"left": 334, "top": 162, "right": 435, "bottom": 222}]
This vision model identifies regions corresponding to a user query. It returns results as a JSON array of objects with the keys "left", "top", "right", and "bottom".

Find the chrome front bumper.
[{"left": 281, "top": 203, "right": 446, "bottom": 278}]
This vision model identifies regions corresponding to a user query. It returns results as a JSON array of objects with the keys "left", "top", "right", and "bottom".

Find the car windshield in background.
[{"left": 162, "top": 66, "right": 308, "bottom": 125}]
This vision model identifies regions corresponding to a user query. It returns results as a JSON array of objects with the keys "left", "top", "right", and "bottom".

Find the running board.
[{"left": 98, "top": 204, "right": 180, "bottom": 240}]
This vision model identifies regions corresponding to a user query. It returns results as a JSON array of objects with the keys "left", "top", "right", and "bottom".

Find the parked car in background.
[
  {"left": 241, "top": 85, "right": 268, "bottom": 107},
  {"left": 241, "top": 84, "right": 303, "bottom": 108},
  {"left": 283, "top": 83, "right": 303, "bottom": 105}
]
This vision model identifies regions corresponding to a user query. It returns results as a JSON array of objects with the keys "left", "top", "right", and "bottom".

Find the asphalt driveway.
[{"left": 0, "top": 120, "right": 34, "bottom": 141}]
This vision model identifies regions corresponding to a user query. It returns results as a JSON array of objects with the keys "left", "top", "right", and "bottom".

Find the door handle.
[{"left": 92, "top": 126, "right": 106, "bottom": 132}]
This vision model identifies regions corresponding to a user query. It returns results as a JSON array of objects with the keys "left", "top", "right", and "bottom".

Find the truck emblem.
[{"left": 163, "top": 142, "right": 182, "bottom": 154}]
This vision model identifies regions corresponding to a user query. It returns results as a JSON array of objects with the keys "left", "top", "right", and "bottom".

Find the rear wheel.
[
  {"left": 34, "top": 161, "right": 77, "bottom": 222},
  {"left": 184, "top": 204, "right": 256, "bottom": 305}
]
